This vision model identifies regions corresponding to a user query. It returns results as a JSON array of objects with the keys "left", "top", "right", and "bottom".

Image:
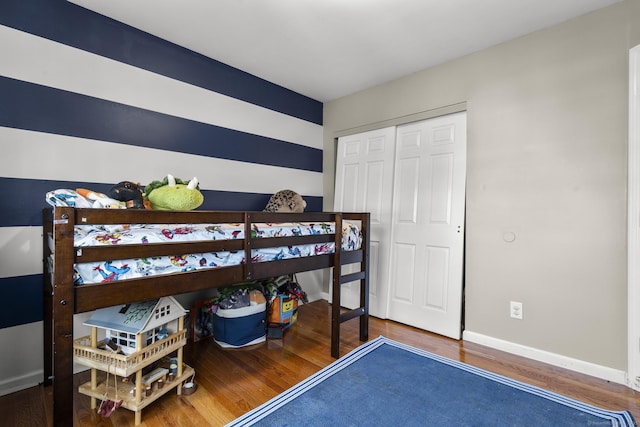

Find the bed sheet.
[{"left": 59, "top": 221, "right": 362, "bottom": 285}]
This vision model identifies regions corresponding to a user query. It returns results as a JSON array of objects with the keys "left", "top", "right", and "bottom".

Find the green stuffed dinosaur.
[{"left": 145, "top": 174, "right": 204, "bottom": 210}]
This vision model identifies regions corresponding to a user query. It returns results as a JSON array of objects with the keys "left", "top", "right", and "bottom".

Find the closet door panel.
[
  {"left": 364, "top": 161, "right": 386, "bottom": 224},
  {"left": 339, "top": 163, "right": 359, "bottom": 212},
  {"left": 335, "top": 127, "right": 396, "bottom": 317},
  {"left": 424, "top": 245, "right": 449, "bottom": 310},
  {"left": 396, "top": 157, "right": 420, "bottom": 224},
  {"left": 429, "top": 153, "right": 454, "bottom": 224},
  {"left": 368, "top": 241, "right": 381, "bottom": 302},
  {"left": 391, "top": 242, "right": 416, "bottom": 303}
]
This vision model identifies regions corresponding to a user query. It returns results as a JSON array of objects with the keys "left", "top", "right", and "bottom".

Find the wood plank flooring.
[{"left": 1, "top": 300, "right": 638, "bottom": 426}]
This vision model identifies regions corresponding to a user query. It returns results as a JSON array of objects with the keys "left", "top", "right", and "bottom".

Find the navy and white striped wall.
[{"left": 0, "top": 0, "right": 323, "bottom": 334}]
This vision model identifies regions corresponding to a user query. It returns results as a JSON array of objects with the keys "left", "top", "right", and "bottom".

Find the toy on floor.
[{"left": 145, "top": 174, "right": 204, "bottom": 210}]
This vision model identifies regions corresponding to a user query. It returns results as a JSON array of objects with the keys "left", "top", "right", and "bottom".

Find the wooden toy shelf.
[
  {"left": 77, "top": 362, "right": 194, "bottom": 415},
  {"left": 73, "top": 327, "right": 190, "bottom": 425}
]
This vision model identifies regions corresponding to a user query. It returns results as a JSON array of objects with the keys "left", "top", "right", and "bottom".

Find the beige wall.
[{"left": 323, "top": 1, "right": 640, "bottom": 371}]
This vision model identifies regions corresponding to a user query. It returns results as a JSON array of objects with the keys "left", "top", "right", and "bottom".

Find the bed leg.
[
  {"left": 331, "top": 300, "right": 341, "bottom": 358},
  {"left": 331, "top": 257, "right": 341, "bottom": 358},
  {"left": 42, "top": 209, "right": 54, "bottom": 387},
  {"left": 360, "top": 213, "right": 370, "bottom": 343},
  {"left": 51, "top": 207, "right": 77, "bottom": 427},
  {"left": 52, "top": 301, "right": 75, "bottom": 426},
  {"left": 359, "top": 275, "right": 369, "bottom": 343},
  {"left": 359, "top": 312, "right": 369, "bottom": 343}
]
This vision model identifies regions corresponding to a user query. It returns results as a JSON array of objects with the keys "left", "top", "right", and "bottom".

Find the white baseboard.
[
  {"left": 463, "top": 330, "right": 628, "bottom": 386},
  {"left": 316, "top": 292, "right": 330, "bottom": 302},
  {"left": 0, "top": 369, "right": 43, "bottom": 397}
]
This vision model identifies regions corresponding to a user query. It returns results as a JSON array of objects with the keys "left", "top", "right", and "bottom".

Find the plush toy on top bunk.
[
  {"left": 45, "top": 174, "right": 204, "bottom": 210},
  {"left": 46, "top": 188, "right": 129, "bottom": 209},
  {"left": 262, "top": 191, "right": 308, "bottom": 339},
  {"left": 77, "top": 181, "right": 148, "bottom": 209},
  {"left": 108, "top": 181, "right": 147, "bottom": 209},
  {"left": 144, "top": 174, "right": 203, "bottom": 210},
  {"left": 263, "top": 189, "right": 306, "bottom": 213}
]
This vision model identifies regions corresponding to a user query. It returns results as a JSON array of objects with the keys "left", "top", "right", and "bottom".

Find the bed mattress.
[{"left": 48, "top": 221, "right": 362, "bottom": 285}]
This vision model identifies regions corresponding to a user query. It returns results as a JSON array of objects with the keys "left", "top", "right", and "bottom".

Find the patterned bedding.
[{"left": 50, "top": 221, "right": 362, "bottom": 285}]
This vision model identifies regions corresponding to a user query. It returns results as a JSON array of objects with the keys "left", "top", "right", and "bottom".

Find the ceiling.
[{"left": 69, "top": 0, "right": 622, "bottom": 102}]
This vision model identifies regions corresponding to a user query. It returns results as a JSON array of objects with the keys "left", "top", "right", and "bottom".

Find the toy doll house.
[
  {"left": 83, "top": 296, "right": 185, "bottom": 355},
  {"left": 73, "top": 296, "right": 193, "bottom": 425}
]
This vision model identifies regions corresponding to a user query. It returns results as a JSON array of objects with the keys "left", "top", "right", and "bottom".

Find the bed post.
[
  {"left": 42, "top": 209, "right": 53, "bottom": 388},
  {"left": 244, "top": 211, "right": 253, "bottom": 281},
  {"left": 49, "top": 207, "right": 77, "bottom": 426},
  {"left": 359, "top": 213, "right": 370, "bottom": 343},
  {"left": 331, "top": 214, "right": 343, "bottom": 358}
]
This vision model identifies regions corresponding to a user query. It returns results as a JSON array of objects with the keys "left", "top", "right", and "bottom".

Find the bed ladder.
[{"left": 331, "top": 213, "right": 370, "bottom": 358}]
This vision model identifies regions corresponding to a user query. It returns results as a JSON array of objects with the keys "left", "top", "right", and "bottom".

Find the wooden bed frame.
[{"left": 42, "top": 207, "right": 369, "bottom": 426}]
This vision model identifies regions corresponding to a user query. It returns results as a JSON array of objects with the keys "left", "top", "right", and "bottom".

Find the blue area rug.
[{"left": 227, "top": 336, "right": 636, "bottom": 427}]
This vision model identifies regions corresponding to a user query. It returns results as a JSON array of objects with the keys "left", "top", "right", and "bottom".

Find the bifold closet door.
[
  {"left": 387, "top": 112, "right": 467, "bottom": 339},
  {"left": 334, "top": 127, "right": 396, "bottom": 318}
]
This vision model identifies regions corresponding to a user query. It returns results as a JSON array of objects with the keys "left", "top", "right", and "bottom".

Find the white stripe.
[
  {"left": 0, "top": 25, "right": 322, "bottom": 149},
  {"left": 0, "top": 127, "right": 323, "bottom": 196},
  {"left": 0, "top": 227, "right": 43, "bottom": 278}
]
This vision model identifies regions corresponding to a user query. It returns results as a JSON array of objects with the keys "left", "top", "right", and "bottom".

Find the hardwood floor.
[{"left": 2, "top": 300, "right": 639, "bottom": 426}]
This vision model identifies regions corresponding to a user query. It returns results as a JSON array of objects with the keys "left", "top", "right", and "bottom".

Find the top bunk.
[{"left": 43, "top": 207, "right": 370, "bottom": 314}]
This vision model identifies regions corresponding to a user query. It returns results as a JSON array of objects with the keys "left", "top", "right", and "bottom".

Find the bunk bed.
[{"left": 42, "top": 207, "right": 370, "bottom": 426}]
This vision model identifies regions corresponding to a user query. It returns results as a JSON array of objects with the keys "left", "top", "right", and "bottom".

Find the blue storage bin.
[{"left": 213, "top": 302, "right": 266, "bottom": 348}]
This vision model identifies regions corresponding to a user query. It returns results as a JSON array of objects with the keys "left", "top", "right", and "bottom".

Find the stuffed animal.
[
  {"left": 46, "top": 189, "right": 94, "bottom": 208},
  {"left": 145, "top": 174, "right": 204, "bottom": 210},
  {"left": 263, "top": 190, "right": 306, "bottom": 213},
  {"left": 75, "top": 188, "right": 125, "bottom": 209},
  {"left": 108, "top": 181, "right": 147, "bottom": 209}
]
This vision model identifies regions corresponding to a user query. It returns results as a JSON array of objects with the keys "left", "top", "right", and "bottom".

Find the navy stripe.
[
  {"left": 0, "top": 275, "right": 42, "bottom": 328},
  {"left": 1, "top": 178, "right": 323, "bottom": 227},
  {"left": 0, "top": 0, "right": 323, "bottom": 124},
  {"left": 200, "top": 190, "right": 323, "bottom": 213},
  {"left": 0, "top": 77, "right": 323, "bottom": 172}
]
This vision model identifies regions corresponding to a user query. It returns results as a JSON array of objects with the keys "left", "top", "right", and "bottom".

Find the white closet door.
[
  {"left": 387, "top": 112, "right": 467, "bottom": 339},
  {"left": 334, "top": 127, "right": 396, "bottom": 318}
]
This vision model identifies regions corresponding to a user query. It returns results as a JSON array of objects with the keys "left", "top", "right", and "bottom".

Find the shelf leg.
[
  {"left": 177, "top": 316, "right": 185, "bottom": 395},
  {"left": 90, "top": 327, "right": 98, "bottom": 409},
  {"left": 90, "top": 368, "right": 97, "bottom": 409},
  {"left": 135, "top": 370, "right": 143, "bottom": 405}
]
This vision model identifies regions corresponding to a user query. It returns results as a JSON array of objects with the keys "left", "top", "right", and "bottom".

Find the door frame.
[{"left": 628, "top": 43, "right": 640, "bottom": 391}]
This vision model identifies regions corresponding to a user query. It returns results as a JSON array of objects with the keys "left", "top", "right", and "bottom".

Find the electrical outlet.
[{"left": 510, "top": 301, "right": 523, "bottom": 320}]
